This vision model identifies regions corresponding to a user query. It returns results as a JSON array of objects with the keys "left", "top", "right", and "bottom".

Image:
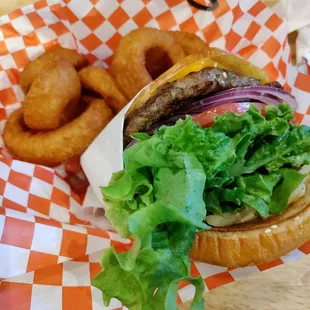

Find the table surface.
[{"left": 1, "top": 1, "right": 309, "bottom": 309}]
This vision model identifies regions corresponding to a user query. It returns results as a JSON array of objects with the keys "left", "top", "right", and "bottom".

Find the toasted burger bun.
[{"left": 190, "top": 178, "right": 310, "bottom": 267}]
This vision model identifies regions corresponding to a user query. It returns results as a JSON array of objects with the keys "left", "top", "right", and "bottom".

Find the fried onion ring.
[
  {"left": 79, "top": 66, "right": 128, "bottom": 113},
  {"left": 20, "top": 47, "right": 88, "bottom": 94},
  {"left": 167, "top": 31, "right": 208, "bottom": 55},
  {"left": 23, "top": 58, "right": 81, "bottom": 130},
  {"left": 110, "top": 28, "right": 186, "bottom": 100},
  {"left": 3, "top": 98, "right": 114, "bottom": 167}
]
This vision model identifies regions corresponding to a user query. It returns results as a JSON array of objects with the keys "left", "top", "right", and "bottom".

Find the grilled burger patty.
[{"left": 124, "top": 68, "right": 281, "bottom": 141}]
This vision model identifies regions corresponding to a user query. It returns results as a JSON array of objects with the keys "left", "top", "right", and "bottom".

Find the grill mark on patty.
[{"left": 124, "top": 68, "right": 280, "bottom": 143}]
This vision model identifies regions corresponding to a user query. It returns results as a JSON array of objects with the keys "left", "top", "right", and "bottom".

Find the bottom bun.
[{"left": 189, "top": 179, "right": 310, "bottom": 267}]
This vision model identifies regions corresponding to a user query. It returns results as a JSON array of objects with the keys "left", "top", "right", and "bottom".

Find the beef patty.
[{"left": 124, "top": 68, "right": 280, "bottom": 142}]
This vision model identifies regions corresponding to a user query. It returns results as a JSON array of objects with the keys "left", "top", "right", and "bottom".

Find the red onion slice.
[{"left": 180, "top": 86, "right": 297, "bottom": 114}]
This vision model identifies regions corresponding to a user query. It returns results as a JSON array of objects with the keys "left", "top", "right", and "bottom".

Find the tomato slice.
[
  {"left": 192, "top": 103, "right": 259, "bottom": 128},
  {"left": 192, "top": 102, "right": 299, "bottom": 128}
]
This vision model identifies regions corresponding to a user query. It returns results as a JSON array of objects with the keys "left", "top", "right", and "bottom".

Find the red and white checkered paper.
[{"left": 0, "top": 0, "right": 310, "bottom": 309}]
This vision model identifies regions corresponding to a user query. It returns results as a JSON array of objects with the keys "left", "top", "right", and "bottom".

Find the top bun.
[{"left": 126, "top": 48, "right": 270, "bottom": 118}]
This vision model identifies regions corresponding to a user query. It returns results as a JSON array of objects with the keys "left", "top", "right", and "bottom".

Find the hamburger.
[
  {"left": 93, "top": 50, "right": 310, "bottom": 309},
  {"left": 122, "top": 49, "right": 310, "bottom": 267}
]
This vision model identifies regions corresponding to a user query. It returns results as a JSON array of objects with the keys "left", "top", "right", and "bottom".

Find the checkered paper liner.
[{"left": 0, "top": 0, "right": 310, "bottom": 309}]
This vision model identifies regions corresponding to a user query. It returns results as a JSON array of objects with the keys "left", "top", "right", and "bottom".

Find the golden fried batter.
[
  {"left": 4, "top": 98, "right": 114, "bottom": 167},
  {"left": 167, "top": 31, "right": 208, "bottom": 55},
  {"left": 79, "top": 66, "right": 128, "bottom": 113},
  {"left": 23, "top": 58, "right": 81, "bottom": 130},
  {"left": 20, "top": 47, "right": 88, "bottom": 94},
  {"left": 110, "top": 28, "right": 186, "bottom": 100}
]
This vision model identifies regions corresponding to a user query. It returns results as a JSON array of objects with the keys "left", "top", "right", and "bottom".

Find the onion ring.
[
  {"left": 3, "top": 98, "right": 114, "bottom": 167},
  {"left": 23, "top": 58, "right": 81, "bottom": 130},
  {"left": 167, "top": 31, "right": 208, "bottom": 55},
  {"left": 79, "top": 66, "right": 128, "bottom": 113},
  {"left": 20, "top": 47, "right": 88, "bottom": 94},
  {"left": 110, "top": 28, "right": 186, "bottom": 100}
]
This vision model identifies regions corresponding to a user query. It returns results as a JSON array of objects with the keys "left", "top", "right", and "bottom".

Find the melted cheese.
[{"left": 167, "top": 58, "right": 227, "bottom": 83}]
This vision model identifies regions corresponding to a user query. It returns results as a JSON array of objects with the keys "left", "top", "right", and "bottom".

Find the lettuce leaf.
[
  {"left": 93, "top": 223, "right": 204, "bottom": 309},
  {"left": 214, "top": 104, "right": 297, "bottom": 178},
  {"left": 266, "top": 152, "right": 310, "bottom": 172},
  {"left": 245, "top": 125, "right": 310, "bottom": 173},
  {"left": 206, "top": 187, "right": 269, "bottom": 218},
  {"left": 265, "top": 103, "right": 295, "bottom": 121},
  {"left": 205, "top": 169, "right": 304, "bottom": 218},
  {"left": 236, "top": 173, "right": 282, "bottom": 204},
  {"left": 99, "top": 139, "right": 208, "bottom": 309},
  {"left": 103, "top": 169, "right": 154, "bottom": 237},
  {"left": 269, "top": 169, "right": 306, "bottom": 214},
  {"left": 157, "top": 117, "right": 237, "bottom": 181}
]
